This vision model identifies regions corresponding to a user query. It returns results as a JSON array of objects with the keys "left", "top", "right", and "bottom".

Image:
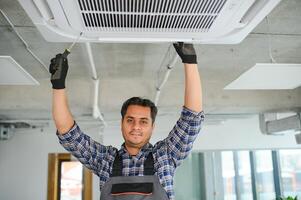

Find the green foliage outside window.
[{"left": 276, "top": 196, "right": 298, "bottom": 200}]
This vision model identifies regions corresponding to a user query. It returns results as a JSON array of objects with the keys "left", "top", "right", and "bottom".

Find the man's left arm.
[
  {"left": 184, "top": 62, "right": 202, "bottom": 112},
  {"left": 163, "top": 43, "right": 204, "bottom": 167},
  {"left": 174, "top": 42, "right": 202, "bottom": 112}
]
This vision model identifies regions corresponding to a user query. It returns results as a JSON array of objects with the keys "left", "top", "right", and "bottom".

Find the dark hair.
[{"left": 121, "top": 97, "right": 158, "bottom": 124}]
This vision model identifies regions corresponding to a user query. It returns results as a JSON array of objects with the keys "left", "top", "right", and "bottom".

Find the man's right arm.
[
  {"left": 49, "top": 53, "right": 74, "bottom": 134},
  {"left": 52, "top": 89, "right": 74, "bottom": 134},
  {"left": 50, "top": 54, "right": 116, "bottom": 176},
  {"left": 53, "top": 88, "right": 115, "bottom": 176}
]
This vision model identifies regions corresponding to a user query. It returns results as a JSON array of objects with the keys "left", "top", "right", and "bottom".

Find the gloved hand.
[
  {"left": 49, "top": 53, "right": 69, "bottom": 89},
  {"left": 173, "top": 42, "right": 197, "bottom": 64}
]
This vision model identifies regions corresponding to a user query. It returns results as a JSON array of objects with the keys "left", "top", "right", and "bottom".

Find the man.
[{"left": 50, "top": 42, "right": 204, "bottom": 200}]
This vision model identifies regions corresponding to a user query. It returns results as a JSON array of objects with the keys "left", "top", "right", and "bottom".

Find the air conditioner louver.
[
  {"left": 78, "top": 0, "right": 226, "bottom": 32},
  {"left": 18, "top": 0, "right": 281, "bottom": 43}
]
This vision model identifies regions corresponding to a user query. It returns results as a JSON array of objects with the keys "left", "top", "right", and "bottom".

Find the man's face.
[{"left": 121, "top": 105, "right": 154, "bottom": 150}]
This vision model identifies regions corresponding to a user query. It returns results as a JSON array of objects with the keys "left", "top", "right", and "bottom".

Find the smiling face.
[{"left": 121, "top": 105, "right": 155, "bottom": 152}]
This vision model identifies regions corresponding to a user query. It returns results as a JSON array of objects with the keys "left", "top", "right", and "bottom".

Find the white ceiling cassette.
[{"left": 18, "top": 0, "right": 281, "bottom": 43}]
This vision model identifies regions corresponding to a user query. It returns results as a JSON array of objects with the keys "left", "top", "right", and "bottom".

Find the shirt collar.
[{"left": 120, "top": 142, "right": 153, "bottom": 159}]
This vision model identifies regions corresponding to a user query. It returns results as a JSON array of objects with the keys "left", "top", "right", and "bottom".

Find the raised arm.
[
  {"left": 155, "top": 43, "right": 204, "bottom": 167},
  {"left": 184, "top": 63, "right": 202, "bottom": 112},
  {"left": 52, "top": 89, "right": 74, "bottom": 134},
  {"left": 49, "top": 54, "right": 74, "bottom": 134},
  {"left": 173, "top": 42, "right": 202, "bottom": 112}
]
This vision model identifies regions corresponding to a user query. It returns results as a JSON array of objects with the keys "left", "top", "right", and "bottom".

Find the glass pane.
[
  {"left": 222, "top": 151, "right": 236, "bottom": 200},
  {"left": 237, "top": 151, "right": 253, "bottom": 200},
  {"left": 174, "top": 153, "right": 203, "bottom": 200},
  {"left": 279, "top": 149, "right": 301, "bottom": 198},
  {"left": 255, "top": 150, "right": 275, "bottom": 200},
  {"left": 60, "top": 161, "right": 83, "bottom": 200}
]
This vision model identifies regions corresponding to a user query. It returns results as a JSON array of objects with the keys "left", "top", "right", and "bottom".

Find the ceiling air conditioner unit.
[{"left": 18, "top": 0, "right": 281, "bottom": 43}]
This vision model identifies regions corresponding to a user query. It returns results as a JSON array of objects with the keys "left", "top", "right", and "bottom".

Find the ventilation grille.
[{"left": 78, "top": 0, "right": 227, "bottom": 32}]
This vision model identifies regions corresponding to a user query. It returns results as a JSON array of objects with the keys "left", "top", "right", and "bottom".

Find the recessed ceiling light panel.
[
  {"left": 0, "top": 56, "right": 39, "bottom": 85},
  {"left": 224, "top": 63, "right": 301, "bottom": 90}
]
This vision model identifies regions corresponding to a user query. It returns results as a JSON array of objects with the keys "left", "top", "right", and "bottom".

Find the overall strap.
[
  {"left": 144, "top": 152, "right": 155, "bottom": 175},
  {"left": 112, "top": 152, "right": 123, "bottom": 177},
  {"left": 111, "top": 151, "right": 155, "bottom": 177}
]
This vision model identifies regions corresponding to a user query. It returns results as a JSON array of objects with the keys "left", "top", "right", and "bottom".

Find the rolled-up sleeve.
[
  {"left": 164, "top": 106, "right": 205, "bottom": 167},
  {"left": 57, "top": 122, "right": 115, "bottom": 176}
]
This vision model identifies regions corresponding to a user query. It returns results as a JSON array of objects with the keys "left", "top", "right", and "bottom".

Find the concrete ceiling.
[{"left": 0, "top": 0, "right": 300, "bottom": 126}]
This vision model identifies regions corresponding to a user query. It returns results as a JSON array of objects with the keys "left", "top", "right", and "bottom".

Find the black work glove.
[
  {"left": 49, "top": 53, "right": 69, "bottom": 89},
  {"left": 173, "top": 42, "right": 197, "bottom": 64}
]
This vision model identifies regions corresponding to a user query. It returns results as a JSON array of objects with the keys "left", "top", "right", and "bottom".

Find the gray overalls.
[{"left": 100, "top": 152, "right": 170, "bottom": 200}]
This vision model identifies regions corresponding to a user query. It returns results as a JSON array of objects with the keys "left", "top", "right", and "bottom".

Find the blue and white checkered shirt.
[{"left": 57, "top": 107, "right": 204, "bottom": 200}]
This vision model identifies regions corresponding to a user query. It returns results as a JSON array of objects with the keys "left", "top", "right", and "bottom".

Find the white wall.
[
  {"left": 0, "top": 114, "right": 300, "bottom": 200},
  {"left": 195, "top": 115, "right": 300, "bottom": 150},
  {"left": 103, "top": 114, "right": 301, "bottom": 150},
  {"left": 0, "top": 124, "right": 100, "bottom": 200}
]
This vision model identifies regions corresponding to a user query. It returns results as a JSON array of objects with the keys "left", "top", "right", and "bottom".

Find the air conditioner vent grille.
[{"left": 78, "top": 0, "right": 227, "bottom": 32}]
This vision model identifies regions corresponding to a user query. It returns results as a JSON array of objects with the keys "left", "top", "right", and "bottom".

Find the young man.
[{"left": 50, "top": 42, "right": 204, "bottom": 200}]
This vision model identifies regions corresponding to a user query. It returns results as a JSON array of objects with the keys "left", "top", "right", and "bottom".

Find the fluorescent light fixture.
[
  {"left": 0, "top": 56, "right": 39, "bottom": 85},
  {"left": 224, "top": 63, "right": 301, "bottom": 90}
]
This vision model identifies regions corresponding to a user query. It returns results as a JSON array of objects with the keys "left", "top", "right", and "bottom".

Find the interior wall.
[
  {"left": 103, "top": 114, "right": 301, "bottom": 150},
  {"left": 0, "top": 125, "right": 100, "bottom": 200},
  {"left": 195, "top": 115, "right": 301, "bottom": 151},
  {"left": 0, "top": 114, "right": 300, "bottom": 200}
]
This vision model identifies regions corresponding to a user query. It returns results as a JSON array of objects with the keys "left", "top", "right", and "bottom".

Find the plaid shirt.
[{"left": 57, "top": 107, "right": 204, "bottom": 200}]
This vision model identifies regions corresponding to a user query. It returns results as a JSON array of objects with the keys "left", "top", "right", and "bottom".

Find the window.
[
  {"left": 176, "top": 149, "right": 301, "bottom": 200},
  {"left": 221, "top": 151, "right": 253, "bottom": 200},
  {"left": 174, "top": 153, "right": 204, "bottom": 200},
  {"left": 47, "top": 153, "right": 92, "bottom": 200},
  {"left": 279, "top": 149, "right": 301, "bottom": 198},
  {"left": 60, "top": 161, "right": 84, "bottom": 200},
  {"left": 254, "top": 150, "right": 275, "bottom": 200},
  {"left": 222, "top": 151, "right": 236, "bottom": 200},
  {"left": 237, "top": 151, "right": 253, "bottom": 200}
]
